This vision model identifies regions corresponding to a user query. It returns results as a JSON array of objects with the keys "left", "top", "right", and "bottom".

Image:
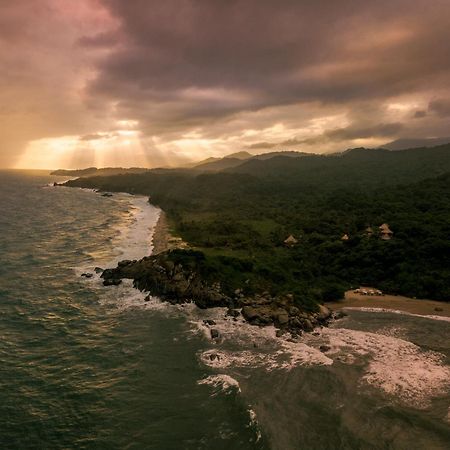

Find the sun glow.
[{"left": 14, "top": 130, "right": 152, "bottom": 170}]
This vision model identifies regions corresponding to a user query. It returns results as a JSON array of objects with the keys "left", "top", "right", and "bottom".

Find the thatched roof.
[
  {"left": 284, "top": 235, "right": 298, "bottom": 245},
  {"left": 341, "top": 233, "right": 349, "bottom": 241},
  {"left": 379, "top": 223, "right": 393, "bottom": 234}
]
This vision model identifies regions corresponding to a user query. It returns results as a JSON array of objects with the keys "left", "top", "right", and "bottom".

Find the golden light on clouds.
[
  {"left": 15, "top": 131, "right": 148, "bottom": 170},
  {"left": 2, "top": 1, "right": 450, "bottom": 168}
]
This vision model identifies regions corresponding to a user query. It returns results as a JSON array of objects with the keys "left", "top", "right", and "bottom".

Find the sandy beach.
[
  {"left": 328, "top": 288, "right": 450, "bottom": 318},
  {"left": 151, "top": 211, "right": 170, "bottom": 254},
  {"left": 151, "top": 210, "right": 187, "bottom": 254}
]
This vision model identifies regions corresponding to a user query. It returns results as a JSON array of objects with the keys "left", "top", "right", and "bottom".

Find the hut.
[
  {"left": 379, "top": 223, "right": 393, "bottom": 240},
  {"left": 365, "top": 226, "right": 374, "bottom": 237},
  {"left": 284, "top": 235, "right": 298, "bottom": 247},
  {"left": 341, "top": 233, "right": 349, "bottom": 241}
]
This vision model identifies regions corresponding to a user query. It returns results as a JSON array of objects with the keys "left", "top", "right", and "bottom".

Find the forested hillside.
[{"left": 66, "top": 146, "right": 450, "bottom": 304}]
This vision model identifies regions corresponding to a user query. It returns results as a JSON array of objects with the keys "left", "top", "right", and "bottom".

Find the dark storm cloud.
[
  {"left": 82, "top": 0, "right": 450, "bottom": 135},
  {"left": 246, "top": 122, "right": 404, "bottom": 149},
  {"left": 428, "top": 99, "right": 450, "bottom": 118},
  {"left": 2, "top": 0, "right": 450, "bottom": 168},
  {"left": 325, "top": 123, "right": 404, "bottom": 141},
  {"left": 413, "top": 110, "right": 427, "bottom": 119}
]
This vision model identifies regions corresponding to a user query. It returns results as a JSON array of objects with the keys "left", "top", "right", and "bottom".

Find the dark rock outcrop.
[
  {"left": 101, "top": 253, "right": 232, "bottom": 308},
  {"left": 100, "top": 251, "right": 333, "bottom": 333}
]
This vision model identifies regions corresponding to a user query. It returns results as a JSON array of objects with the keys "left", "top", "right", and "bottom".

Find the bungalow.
[
  {"left": 379, "top": 223, "right": 393, "bottom": 240},
  {"left": 284, "top": 235, "right": 298, "bottom": 247}
]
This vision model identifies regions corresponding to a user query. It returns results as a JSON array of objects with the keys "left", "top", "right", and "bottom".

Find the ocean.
[{"left": 0, "top": 170, "right": 449, "bottom": 450}]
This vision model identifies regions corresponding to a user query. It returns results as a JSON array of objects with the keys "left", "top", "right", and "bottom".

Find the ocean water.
[{"left": 0, "top": 170, "right": 449, "bottom": 450}]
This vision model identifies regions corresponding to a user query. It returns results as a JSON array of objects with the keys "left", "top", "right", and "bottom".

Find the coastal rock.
[
  {"left": 319, "top": 345, "right": 331, "bottom": 353},
  {"left": 275, "top": 311, "right": 289, "bottom": 326},
  {"left": 103, "top": 278, "right": 122, "bottom": 286},
  {"left": 226, "top": 308, "right": 240, "bottom": 318},
  {"left": 242, "top": 306, "right": 259, "bottom": 321},
  {"left": 210, "top": 329, "right": 220, "bottom": 339},
  {"left": 81, "top": 272, "right": 93, "bottom": 278},
  {"left": 333, "top": 311, "right": 347, "bottom": 320},
  {"left": 203, "top": 319, "right": 216, "bottom": 326},
  {"left": 118, "top": 260, "right": 135, "bottom": 268},
  {"left": 303, "top": 319, "right": 314, "bottom": 332},
  {"left": 94, "top": 267, "right": 104, "bottom": 274},
  {"left": 242, "top": 305, "right": 273, "bottom": 325},
  {"left": 317, "top": 304, "right": 331, "bottom": 321},
  {"left": 99, "top": 250, "right": 334, "bottom": 334}
]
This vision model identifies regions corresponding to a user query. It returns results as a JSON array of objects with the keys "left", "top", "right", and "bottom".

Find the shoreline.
[
  {"left": 151, "top": 209, "right": 188, "bottom": 255},
  {"left": 151, "top": 210, "right": 170, "bottom": 254},
  {"left": 328, "top": 290, "right": 450, "bottom": 318}
]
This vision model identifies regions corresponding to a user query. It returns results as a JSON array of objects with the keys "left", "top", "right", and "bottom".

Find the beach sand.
[
  {"left": 328, "top": 288, "right": 450, "bottom": 318},
  {"left": 151, "top": 210, "right": 187, "bottom": 254}
]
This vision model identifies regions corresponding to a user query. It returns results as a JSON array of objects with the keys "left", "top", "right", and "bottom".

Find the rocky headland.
[{"left": 101, "top": 251, "right": 336, "bottom": 335}]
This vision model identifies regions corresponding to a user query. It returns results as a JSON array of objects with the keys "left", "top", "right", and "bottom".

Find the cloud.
[
  {"left": 428, "top": 99, "right": 450, "bottom": 117},
  {"left": 325, "top": 122, "right": 404, "bottom": 141},
  {"left": 2, "top": 0, "right": 450, "bottom": 167},
  {"left": 413, "top": 110, "right": 427, "bottom": 118},
  {"left": 79, "top": 133, "right": 113, "bottom": 141},
  {"left": 247, "top": 142, "right": 277, "bottom": 150},
  {"left": 84, "top": 0, "right": 450, "bottom": 135}
]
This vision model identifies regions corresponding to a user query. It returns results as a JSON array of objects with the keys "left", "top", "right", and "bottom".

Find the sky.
[{"left": 1, "top": 0, "right": 450, "bottom": 169}]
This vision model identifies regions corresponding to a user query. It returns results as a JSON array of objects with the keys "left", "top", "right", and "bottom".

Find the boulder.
[
  {"left": 118, "top": 260, "right": 134, "bottom": 268},
  {"left": 203, "top": 319, "right": 216, "bottom": 326},
  {"left": 275, "top": 312, "right": 289, "bottom": 326},
  {"left": 289, "top": 317, "right": 302, "bottom": 329},
  {"left": 242, "top": 306, "right": 259, "bottom": 321},
  {"left": 94, "top": 267, "right": 104, "bottom": 274},
  {"left": 103, "top": 278, "right": 122, "bottom": 286},
  {"left": 209, "top": 353, "right": 219, "bottom": 361},
  {"left": 317, "top": 304, "right": 331, "bottom": 321},
  {"left": 319, "top": 345, "right": 331, "bottom": 353},
  {"left": 226, "top": 308, "right": 240, "bottom": 318},
  {"left": 242, "top": 305, "right": 273, "bottom": 324},
  {"left": 210, "top": 329, "right": 220, "bottom": 339},
  {"left": 81, "top": 273, "right": 93, "bottom": 278},
  {"left": 333, "top": 311, "right": 347, "bottom": 320},
  {"left": 303, "top": 319, "right": 314, "bottom": 332}
]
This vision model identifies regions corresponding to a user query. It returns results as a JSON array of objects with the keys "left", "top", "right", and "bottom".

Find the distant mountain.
[
  {"left": 382, "top": 137, "right": 450, "bottom": 150},
  {"left": 190, "top": 150, "right": 305, "bottom": 171},
  {"left": 225, "top": 145, "right": 450, "bottom": 186},
  {"left": 252, "top": 151, "right": 309, "bottom": 160},
  {"left": 185, "top": 151, "right": 252, "bottom": 171},
  {"left": 193, "top": 157, "right": 247, "bottom": 171},
  {"left": 225, "top": 151, "right": 253, "bottom": 160},
  {"left": 51, "top": 167, "right": 149, "bottom": 177}
]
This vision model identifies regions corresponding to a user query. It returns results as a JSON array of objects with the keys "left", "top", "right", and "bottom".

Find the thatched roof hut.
[
  {"left": 379, "top": 223, "right": 393, "bottom": 240},
  {"left": 341, "top": 233, "right": 349, "bottom": 241},
  {"left": 284, "top": 235, "right": 298, "bottom": 246}
]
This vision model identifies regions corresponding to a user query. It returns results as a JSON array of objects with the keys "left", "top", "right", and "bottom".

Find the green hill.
[{"left": 65, "top": 145, "right": 450, "bottom": 303}]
